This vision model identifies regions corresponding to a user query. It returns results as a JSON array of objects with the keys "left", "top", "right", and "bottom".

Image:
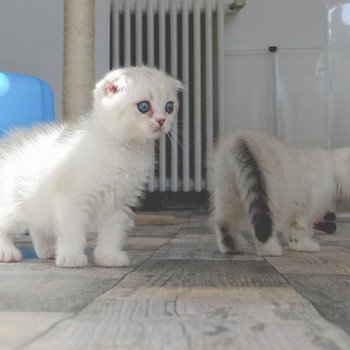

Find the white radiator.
[{"left": 111, "top": 0, "right": 235, "bottom": 192}]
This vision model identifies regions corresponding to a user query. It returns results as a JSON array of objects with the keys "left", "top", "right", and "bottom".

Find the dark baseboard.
[{"left": 140, "top": 191, "right": 209, "bottom": 210}]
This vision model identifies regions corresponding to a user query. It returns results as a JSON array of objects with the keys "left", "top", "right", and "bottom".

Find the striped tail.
[{"left": 234, "top": 138, "right": 272, "bottom": 243}]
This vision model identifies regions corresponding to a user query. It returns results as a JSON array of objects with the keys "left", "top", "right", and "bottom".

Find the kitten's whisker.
[
  {"left": 168, "top": 131, "right": 184, "bottom": 154},
  {"left": 168, "top": 132, "right": 183, "bottom": 164},
  {"left": 168, "top": 132, "right": 178, "bottom": 153}
]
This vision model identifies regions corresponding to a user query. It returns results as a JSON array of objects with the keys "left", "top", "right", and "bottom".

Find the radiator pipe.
[{"left": 228, "top": 0, "right": 246, "bottom": 12}]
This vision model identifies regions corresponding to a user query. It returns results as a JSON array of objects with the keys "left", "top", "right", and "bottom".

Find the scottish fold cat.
[
  {"left": 0, "top": 66, "right": 182, "bottom": 267},
  {"left": 211, "top": 130, "right": 350, "bottom": 256}
]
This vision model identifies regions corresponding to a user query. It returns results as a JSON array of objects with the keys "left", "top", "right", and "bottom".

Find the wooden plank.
[
  {"left": 185, "top": 214, "right": 210, "bottom": 227},
  {"left": 0, "top": 311, "right": 72, "bottom": 349},
  {"left": 23, "top": 259, "right": 350, "bottom": 350},
  {"left": 124, "top": 237, "right": 170, "bottom": 250},
  {"left": 99, "top": 259, "right": 290, "bottom": 299},
  {"left": 153, "top": 231, "right": 257, "bottom": 260},
  {"left": 129, "top": 225, "right": 181, "bottom": 238},
  {"left": 6, "top": 211, "right": 350, "bottom": 349},
  {"left": 138, "top": 210, "right": 192, "bottom": 218},
  {"left": 284, "top": 273, "right": 350, "bottom": 335},
  {"left": 178, "top": 227, "right": 213, "bottom": 235},
  {"left": 22, "top": 300, "right": 350, "bottom": 350},
  {"left": 124, "top": 249, "right": 156, "bottom": 266},
  {"left": 0, "top": 249, "right": 153, "bottom": 312},
  {"left": 266, "top": 246, "right": 350, "bottom": 275},
  {"left": 135, "top": 214, "right": 176, "bottom": 226}
]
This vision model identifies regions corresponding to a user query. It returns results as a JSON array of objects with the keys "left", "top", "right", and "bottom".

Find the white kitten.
[
  {"left": 211, "top": 130, "right": 350, "bottom": 256},
  {"left": 0, "top": 66, "right": 182, "bottom": 267}
]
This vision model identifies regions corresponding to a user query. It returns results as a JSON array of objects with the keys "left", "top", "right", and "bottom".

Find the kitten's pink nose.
[{"left": 157, "top": 119, "right": 165, "bottom": 127}]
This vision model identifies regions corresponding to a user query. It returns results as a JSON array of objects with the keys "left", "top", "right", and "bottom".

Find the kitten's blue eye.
[
  {"left": 165, "top": 101, "right": 174, "bottom": 114},
  {"left": 137, "top": 101, "right": 150, "bottom": 113}
]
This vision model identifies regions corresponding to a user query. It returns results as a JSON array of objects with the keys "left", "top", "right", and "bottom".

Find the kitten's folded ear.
[
  {"left": 105, "top": 81, "right": 118, "bottom": 95},
  {"left": 93, "top": 79, "right": 109, "bottom": 99},
  {"left": 94, "top": 75, "right": 131, "bottom": 99}
]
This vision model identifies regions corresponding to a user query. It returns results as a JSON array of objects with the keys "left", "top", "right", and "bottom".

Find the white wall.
[
  {"left": 0, "top": 0, "right": 110, "bottom": 120},
  {"left": 224, "top": 0, "right": 326, "bottom": 51},
  {"left": 223, "top": 0, "right": 330, "bottom": 147},
  {"left": 327, "top": 0, "right": 350, "bottom": 148},
  {"left": 0, "top": 0, "right": 64, "bottom": 118}
]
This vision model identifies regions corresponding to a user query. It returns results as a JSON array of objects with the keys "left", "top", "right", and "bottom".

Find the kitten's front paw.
[
  {"left": 55, "top": 252, "right": 88, "bottom": 268},
  {"left": 289, "top": 239, "right": 320, "bottom": 253},
  {"left": 94, "top": 250, "right": 130, "bottom": 267},
  {"left": 0, "top": 245, "right": 22, "bottom": 262}
]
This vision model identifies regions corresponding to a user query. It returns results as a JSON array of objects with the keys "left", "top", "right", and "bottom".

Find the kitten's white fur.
[
  {"left": 211, "top": 130, "right": 350, "bottom": 256},
  {"left": 0, "top": 66, "right": 182, "bottom": 267}
]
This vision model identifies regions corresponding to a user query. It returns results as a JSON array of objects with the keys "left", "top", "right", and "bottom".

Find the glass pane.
[
  {"left": 276, "top": 49, "right": 328, "bottom": 147},
  {"left": 327, "top": 1, "right": 350, "bottom": 148},
  {"left": 224, "top": 51, "right": 276, "bottom": 136}
]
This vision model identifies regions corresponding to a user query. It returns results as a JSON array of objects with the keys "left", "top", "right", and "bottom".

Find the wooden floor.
[{"left": 1, "top": 211, "right": 350, "bottom": 350}]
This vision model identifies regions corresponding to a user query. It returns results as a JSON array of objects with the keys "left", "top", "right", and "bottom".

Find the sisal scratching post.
[{"left": 63, "top": 0, "right": 95, "bottom": 121}]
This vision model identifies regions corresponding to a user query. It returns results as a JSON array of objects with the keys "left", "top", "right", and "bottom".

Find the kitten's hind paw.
[
  {"left": 215, "top": 223, "right": 245, "bottom": 254},
  {"left": 0, "top": 245, "right": 22, "bottom": 262},
  {"left": 56, "top": 252, "right": 88, "bottom": 268},
  {"left": 217, "top": 235, "right": 245, "bottom": 254},
  {"left": 289, "top": 239, "right": 320, "bottom": 253},
  {"left": 217, "top": 239, "right": 235, "bottom": 254},
  {"left": 256, "top": 238, "right": 282, "bottom": 256},
  {"left": 94, "top": 250, "right": 130, "bottom": 267}
]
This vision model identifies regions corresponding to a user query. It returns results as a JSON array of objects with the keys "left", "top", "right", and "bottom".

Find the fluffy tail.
[{"left": 233, "top": 138, "right": 272, "bottom": 243}]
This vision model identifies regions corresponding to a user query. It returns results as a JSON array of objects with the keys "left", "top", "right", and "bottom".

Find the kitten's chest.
[
  {"left": 100, "top": 150, "right": 152, "bottom": 189},
  {"left": 89, "top": 152, "right": 151, "bottom": 212}
]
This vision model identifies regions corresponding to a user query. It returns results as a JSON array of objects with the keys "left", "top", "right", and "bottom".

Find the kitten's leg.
[
  {"left": 0, "top": 226, "right": 22, "bottom": 262},
  {"left": 214, "top": 220, "right": 245, "bottom": 254},
  {"left": 29, "top": 227, "right": 55, "bottom": 259},
  {"left": 94, "top": 210, "right": 130, "bottom": 267},
  {"left": 287, "top": 217, "right": 320, "bottom": 252},
  {"left": 55, "top": 204, "right": 88, "bottom": 268}
]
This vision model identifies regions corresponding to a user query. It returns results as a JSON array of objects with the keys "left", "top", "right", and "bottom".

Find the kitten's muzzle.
[
  {"left": 157, "top": 118, "right": 165, "bottom": 127},
  {"left": 151, "top": 125, "right": 162, "bottom": 132}
]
